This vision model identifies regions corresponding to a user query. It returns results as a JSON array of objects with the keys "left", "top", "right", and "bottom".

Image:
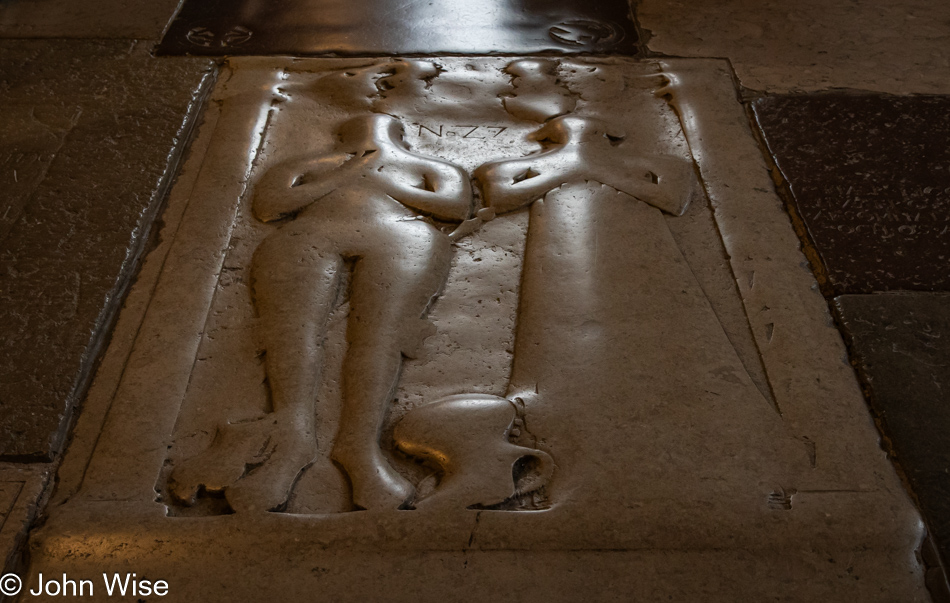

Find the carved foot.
[
  {"left": 169, "top": 419, "right": 277, "bottom": 506},
  {"left": 394, "top": 394, "right": 554, "bottom": 509},
  {"left": 286, "top": 456, "right": 352, "bottom": 514},
  {"left": 330, "top": 448, "right": 413, "bottom": 510},
  {"left": 225, "top": 436, "right": 318, "bottom": 513}
]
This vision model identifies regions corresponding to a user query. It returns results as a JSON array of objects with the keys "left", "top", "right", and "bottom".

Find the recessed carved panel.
[
  {"left": 157, "top": 58, "right": 809, "bottom": 517},
  {"left": 29, "top": 57, "right": 928, "bottom": 600}
]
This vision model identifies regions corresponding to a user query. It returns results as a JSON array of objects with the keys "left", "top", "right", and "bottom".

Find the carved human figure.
[
  {"left": 389, "top": 117, "right": 698, "bottom": 509},
  {"left": 251, "top": 113, "right": 471, "bottom": 510},
  {"left": 173, "top": 113, "right": 472, "bottom": 512}
]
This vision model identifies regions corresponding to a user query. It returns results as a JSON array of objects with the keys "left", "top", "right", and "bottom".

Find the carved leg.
[
  {"left": 226, "top": 231, "right": 343, "bottom": 512},
  {"left": 331, "top": 226, "right": 452, "bottom": 510}
]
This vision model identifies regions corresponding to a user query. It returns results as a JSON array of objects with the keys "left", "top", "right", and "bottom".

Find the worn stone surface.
[
  {"left": 836, "top": 293, "right": 950, "bottom": 570},
  {"left": 0, "top": 106, "right": 78, "bottom": 246},
  {"left": 157, "top": 0, "right": 639, "bottom": 56},
  {"left": 24, "top": 57, "right": 927, "bottom": 601},
  {"left": 0, "top": 40, "right": 215, "bottom": 460},
  {"left": 638, "top": 0, "right": 950, "bottom": 95},
  {"left": 0, "top": 0, "right": 179, "bottom": 39},
  {"left": 753, "top": 93, "right": 950, "bottom": 296}
]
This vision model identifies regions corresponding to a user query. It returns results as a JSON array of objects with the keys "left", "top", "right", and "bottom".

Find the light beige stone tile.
[{"left": 639, "top": 0, "right": 950, "bottom": 94}]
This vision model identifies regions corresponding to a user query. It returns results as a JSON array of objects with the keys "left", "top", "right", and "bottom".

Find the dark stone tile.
[
  {"left": 835, "top": 293, "right": 950, "bottom": 567},
  {"left": 0, "top": 41, "right": 215, "bottom": 461},
  {"left": 0, "top": 106, "right": 77, "bottom": 246},
  {"left": 753, "top": 94, "right": 950, "bottom": 295},
  {"left": 157, "top": 0, "right": 639, "bottom": 56},
  {"left": 0, "top": 0, "right": 180, "bottom": 40}
]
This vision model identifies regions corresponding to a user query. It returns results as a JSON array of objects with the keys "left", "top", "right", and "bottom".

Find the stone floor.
[{"left": 0, "top": 1, "right": 948, "bottom": 601}]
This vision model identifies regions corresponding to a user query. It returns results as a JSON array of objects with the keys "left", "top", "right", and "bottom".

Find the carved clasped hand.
[
  {"left": 253, "top": 113, "right": 473, "bottom": 224},
  {"left": 474, "top": 115, "right": 699, "bottom": 216}
]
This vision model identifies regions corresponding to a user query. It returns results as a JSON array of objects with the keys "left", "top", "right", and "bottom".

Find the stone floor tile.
[
  {"left": 0, "top": 0, "right": 179, "bottom": 40},
  {"left": 752, "top": 93, "right": 950, "bottom": 295},
  {"left": 638, "top": 0, "right": 950, "bottom": 94},
  {"left": 0, "top": 41, "right": 215, "bottom": 460},
  {"left": 835, "top": 292, "right": 950, "bottom": 571},
  {"left": 0, "top": 464, "right": 50, "bottom": 578},
  {"left": 23, "top": 57, "right": 928, "bottom": 601},
  {"left": 156, "top": 0, "right": 639, "bottom": 56},
  {"left": 0, "top": 106, "right": 78, "bottom": 246}
]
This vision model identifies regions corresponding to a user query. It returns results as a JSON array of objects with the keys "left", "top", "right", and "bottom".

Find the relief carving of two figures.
[{"left": 169, "top": 60, "right": 699, "bottom": 513}]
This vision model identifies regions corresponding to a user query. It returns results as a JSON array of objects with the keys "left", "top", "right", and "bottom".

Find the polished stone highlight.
[{"left": 157, "top": 0, "right": 639, "bottom": 56}]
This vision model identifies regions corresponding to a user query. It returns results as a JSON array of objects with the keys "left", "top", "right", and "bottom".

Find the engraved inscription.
[
  {"left": 186, "top": 25, "right": 253, "bottom": 48},
  {"left": 414, "top": 124, "right": 508, "bottom": 139},
  {"left": 548, "top": 19, "right": 622, "bottom": 49}
]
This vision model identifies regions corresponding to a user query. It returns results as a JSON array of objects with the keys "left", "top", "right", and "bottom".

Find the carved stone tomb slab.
[{"left": 28, "top": 58, "right": 929, "bottom": 601}]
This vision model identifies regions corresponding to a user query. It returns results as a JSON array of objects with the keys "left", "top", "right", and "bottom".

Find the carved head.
[
  {"left": 501, "top": 59, "right": 577, "bottom": 123},
  {"left": 278, "top": 64, "right": 382, "bottom": 107},
  {"left": 504, "top": 58, "right": 558, "bottom": 81},
  {"left": 278, "top": 61, "right": 439, "bottom": 109},
  {"left": 375, "top": 60, "right": 441, "bottom": 94},
  {"left": 372, "top": 60, "right": 443, "bottom": 115}
]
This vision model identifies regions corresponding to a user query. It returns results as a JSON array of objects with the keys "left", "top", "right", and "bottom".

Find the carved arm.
[
  {"left": 474, "top": 150, "right": 580, "bottom": 214},
  {"left": 384, "top": 161, "right": 473, "bottom": 222},
  {"left": 252, "top": 154, "right": 351, "bottom": 223}
]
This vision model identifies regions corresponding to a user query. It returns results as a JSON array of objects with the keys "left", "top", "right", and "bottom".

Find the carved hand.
[{"left": 475, "top": 115, "right": 698, "bottom": 217}]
